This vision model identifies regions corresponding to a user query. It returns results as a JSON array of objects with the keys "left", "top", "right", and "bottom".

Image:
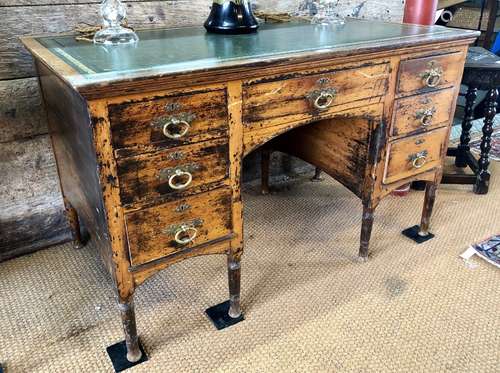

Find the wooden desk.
[{"left": 22, "top": 20, "right": 477, "bottom": 364}]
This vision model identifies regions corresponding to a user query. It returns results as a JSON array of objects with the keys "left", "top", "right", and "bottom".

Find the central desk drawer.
[
  {"left": 125, "top": 187, "right": 233, "bottom": 266},
  {"left": 391, "top": 88, "right": 456, "bottom": 137},
  {"left": 242, "top": 63, "right": 390, "bottom": 130},
  {"left": 109, "top": 89, "right": 228, "bottom": 156},
  {"left": 383, "top": 127, "right": 448, "bottom": 184},
  {"left": 116, "top": 138, "right": 229, "bottom": 206}
]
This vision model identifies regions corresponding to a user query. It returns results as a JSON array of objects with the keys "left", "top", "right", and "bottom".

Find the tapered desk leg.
[
  {"left": 63, "top": 197, "right": 84, "bottom": 249},
  {"left": 456, "top": 86, "right": 478, "bottom": 168},
  {"left": 118, "top": 300, "right": 142, "bottom": 363},
  {"left": 402, "top": 182, "right": 437, "bottom": 243},
  {"left": 359, "top": 204, "right": 375, "bottom": 261},
  {"left": 474, "top": 88, "right": 497, "bottom": 194},
  {"left": 205, "top": 252, "right": 244, "bottom": 330},
  {"left": 311, "top": 167, "right": 324, "bottom": 182},
  {"left": 227, "top": 254, "right": 242, "bottom": 319},
  {"left": 107, "top": 297, "right": 147, "bottom": 372},
  {"left": 261, "top": 148, "right": 271, "bottom": 195}
]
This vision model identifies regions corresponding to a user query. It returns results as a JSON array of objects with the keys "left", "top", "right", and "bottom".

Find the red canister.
[{"left": 403, "top": 0, "right": 438, "bottom": 25}]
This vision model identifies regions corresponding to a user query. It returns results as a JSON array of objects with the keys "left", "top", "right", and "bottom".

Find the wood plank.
[
  {"left": 0, "top": 135, "right": 71, "bottom": 260},
  {"left": 0, "top": 77, "right": 47, "bottom": 143}
]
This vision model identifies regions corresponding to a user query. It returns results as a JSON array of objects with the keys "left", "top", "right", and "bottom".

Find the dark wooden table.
[{"left": 444, "top": 46, "right": 499, "bottom": 194}]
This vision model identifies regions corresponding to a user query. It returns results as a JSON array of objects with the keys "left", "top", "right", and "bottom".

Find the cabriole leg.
[
  {"left": 63, "top": 197, "right": 84, "bottom": 249},
  {"left": 474, "top": 88, "right": 497, "bottom": 194},
  {"left": 456, "top": 86, "right": 478, "bottom": 168},
  {"left": 359, "top": 204, "right": 375, "bottom": 261}
]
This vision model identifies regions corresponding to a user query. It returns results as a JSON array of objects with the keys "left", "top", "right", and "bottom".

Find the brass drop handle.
[
  {"left": 174, "top": 224, "right": 198, "bottom": 245},
  {"left": 309, "top": 88, "right": 337, "bottom": 110},
  {"left": 416, "top": 107, "right": 436, "bottom": 126},
  {"left": 168, "top": 169, "right": 193, "bottom": 190},
  {"left": 421, "top": 62, "right": 443, "bottom": 88},
  {"left": 163, "top": 117, "right": 190, "bottom": 139},
  {"left": 409, "top": 151, "right": 428, "bottom": 169}
]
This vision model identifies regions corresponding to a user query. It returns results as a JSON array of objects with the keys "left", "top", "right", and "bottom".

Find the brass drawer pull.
[
  {"left": 174, "top": 225, "right": 198, "bottom": 245},
  {"left": 164, "top": 218, "right": 204, "bottom": 245},
  {"left": 158, "top": 163, "right": 201, "bottom": 189},
  {"left": 416, "top": 107, "right": 436, "bottom": 126},
  {"left": 409, "top": 151, "right": 428, "bottom": 169},
  {"left": 421, "top": 61, "right": 443, "bottom": 88},
  {"left": 163, "top": 118, "right": 190, "bottom": 139},
  {"left": 308, "top": 88, "right": 337, "bottom": 110},
  {"left": 168, "top": 169, "right": 192, "bottom": 190}
]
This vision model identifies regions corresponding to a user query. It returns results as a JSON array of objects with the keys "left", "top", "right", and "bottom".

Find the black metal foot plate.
[
  {"left": 106, "top": 340, "right": 148, "bottom": 372},
  {"left": 205, "top": 300, "right": 244, "bottom": 330},
  {"left": 402, "top": 225, "right": 435, "bottom": 244}
]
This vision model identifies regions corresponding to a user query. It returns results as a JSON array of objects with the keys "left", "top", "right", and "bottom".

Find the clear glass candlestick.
[{"left": 93, "top": 0, "right": 139, "bottom": 45}]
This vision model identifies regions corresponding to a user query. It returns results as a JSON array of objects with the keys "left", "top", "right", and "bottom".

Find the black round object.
[{"left": 204, "top": 1, "right": 259, "bottom": 34}]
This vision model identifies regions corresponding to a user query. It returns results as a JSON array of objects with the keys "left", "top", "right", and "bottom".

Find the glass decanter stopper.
[{"left": 93, "top": 0, "right": 139, "bottom": 45}]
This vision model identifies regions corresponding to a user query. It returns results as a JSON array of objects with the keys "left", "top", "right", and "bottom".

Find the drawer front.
[
  {"left": 126, "top": 187, "right": 233, "bottom": 266},
  {"left": 109, "top": 89, "right": 228, "bottom": 155},
  {"left": 397, "top": 52, "right": 464, "bottom": 95},
  {"left": 383, "top": 127, "right": 448, "bottom": 184},
  {"left": 391, "top": 88, "right": 456, "bottom": 137},
  {"left": 243, "top": 63, "right": 390, "bottom": 129},
  {"left": 117, "top": 138, "right": 229, "bottom": 206}
]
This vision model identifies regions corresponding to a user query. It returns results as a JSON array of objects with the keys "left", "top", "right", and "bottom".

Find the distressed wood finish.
[
  {"left": 242, "top": 62, "right": 389, "bottom": 130},
  {"left": 391, "top": 88, "right": 456, "bottom": 137},
  {"left": 125, "top": 187, "right": 233, "bottom": 267},
  {"left": 273, "top": 104, "right": 383, "bottom": 197},
  {"left": 109, "top": 88, "right": 228, "bottom": 156},
  {"left": 22, "top": 20, "right": 476, "bottom": 361},
  {"left": 116, "top": 138, "right": 229, "bottom": 206},
  {"left": 397, "top": 52, "right": 465, "bottom": 95},
  {"left": 383, "top": 127, "right": 449, "bottom": 184}
]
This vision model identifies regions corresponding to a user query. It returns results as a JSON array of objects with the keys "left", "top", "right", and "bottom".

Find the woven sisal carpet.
[{"left": 1, "top": 163, "right": 499, "bottom": 373}]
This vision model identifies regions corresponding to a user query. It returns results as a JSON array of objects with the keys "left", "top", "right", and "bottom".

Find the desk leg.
[
  {"left": 118, "top": 299, "right": 142, "bottom": 363},
  {"left": 63, "top": 197, "right": 85, "bottom": 249},
  {"left": 402, "top": 182, "right": 436, "bottom": 243},
  {"left": 456, "top": 86, "right": 478, "bottom": 168},
  {"left": 107, "top": 297, "right": 147, "bottom": 372},
  {"left": 474, "top": 88, "right": 497, "bottom": 194},
  {"left": 261, "top": 148, "right": 271, "bottom": 195},
  {"left": 228, "top": 253, "right": 242, "bottom": 319},
  {"left": 205, "top": 252, "right": 244, "bottom": 329},
  {"left": 311, "top": 167, "right": 324, "bottom": 182},
  {"left": 419, "top": 182, "right": 437, "bottom": 236},
  {"left": 359, "top": 204, "right": 375, "bottom": 260}
]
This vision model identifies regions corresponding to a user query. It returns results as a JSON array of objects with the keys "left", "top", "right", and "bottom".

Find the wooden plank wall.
[{"left": 0, "top": 0, "right": 403, "bottom": 261}]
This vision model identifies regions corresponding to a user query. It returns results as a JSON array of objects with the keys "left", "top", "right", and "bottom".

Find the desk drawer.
[
  {"left": 383, "top": 127, "right": 448, "bottom": 184},
  {"left": 109, "top": 89, "right": 228, "bottom": 156},
  {"left": 397, "top": 52, "right": 464, "bottom": 95},
  {"left": 391, "top": 88, "right": 456, "bottom": 137},
  {"left": 125, "top": 187, "right": 232, "bottom": 266},
  {"left": 243, "top": 63, "right": 389, "bottom": 129},
  {"left": 117, "top": 138, "right": 229, "bottom": 206}
]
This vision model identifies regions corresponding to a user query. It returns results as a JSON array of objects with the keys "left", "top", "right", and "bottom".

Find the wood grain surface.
[{"left": 125, "top": 187, "right": 233, "bottom": 266}]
